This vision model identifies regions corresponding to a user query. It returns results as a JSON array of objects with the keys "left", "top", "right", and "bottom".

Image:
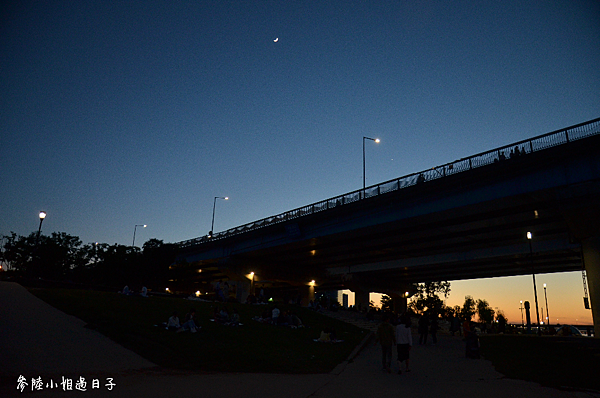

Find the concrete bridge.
[{"left": 175, "top": 118, "right": 600, "bottom": 333}]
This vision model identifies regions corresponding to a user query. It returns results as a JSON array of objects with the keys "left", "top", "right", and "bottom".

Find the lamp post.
[
  {"left": 36, "top": 211, "right": 47, "bottom": 246},
  {"left": 544, "top": 283, "right": 549, "bottom": 325},
  {"left": 250, "top": 271, "right": 255, "bottom": 295},
  {"left": 132, "top": 224, "right": 146, "bottom": 246},
  {"left": 209, "top": 196, "right": 229, "bottom": 237},
  {"left": 362, "top": 136, "right": 380, "bottom": 193},
  {"left": 527, "top": 231, "right": 541, "bottom": 330},
  {"left": 519, "top": 300, "right": 524, "bottom": 327}
]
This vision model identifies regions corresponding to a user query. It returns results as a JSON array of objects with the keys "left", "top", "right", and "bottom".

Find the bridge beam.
[{"left": 582, "top": 237, "right": 600, "bottom": 337}]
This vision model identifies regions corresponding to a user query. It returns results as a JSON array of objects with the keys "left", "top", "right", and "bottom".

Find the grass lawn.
[
  {"left": 29, "top": 288, "right": 366, "bottom": 374},
  {"left": 480, "top": 334, "right": 600, "bottom": 391}
]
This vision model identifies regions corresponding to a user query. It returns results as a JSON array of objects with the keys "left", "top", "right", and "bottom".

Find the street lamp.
[
  {"left": 519, "top": 300, "right": 524, "bottom": 327},
  {"left": 132, "top": 224, "right": 146, "bottom": 246},
  {"left": 36, "top": 211, "right": 47, "bottom": 245},
  {"left": 544, "top": 283, "right": 550, "bottom": 325},
  {"left": 362, "top": 136, "right": 380, "bottom": 192},
  {"left": 209, "top": 196, "right": 229, "bottom": 237},
  {"left": 527, "top": 231, "right": 541, "bottom": 330}
]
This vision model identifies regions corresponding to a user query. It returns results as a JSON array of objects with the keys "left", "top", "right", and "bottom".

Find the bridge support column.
[
  {"left": 235, "top": 280, "right": 251, "bottom": 304},
  {"left": 393, "top": 295, "right": 408, "bottom": 314},
  {"left": 354, "top": 290, "right": 370, "bottom": 312},
  {"left": 582, "top": 236, "right": 600, "bottom": 337},
  {"left": 299, "top": 284, "right": 315, "bottom": 307}
]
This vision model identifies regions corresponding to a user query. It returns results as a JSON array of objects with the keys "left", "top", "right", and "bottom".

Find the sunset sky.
[{"left": 2, "top": 1, "right": 598, "bottom": 325}]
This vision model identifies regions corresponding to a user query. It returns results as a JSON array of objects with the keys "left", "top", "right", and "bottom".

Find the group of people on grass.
[
  {"left": 252, "top": 307, "right": 304, "bottom": 328},
  {"left": 166, "top": 306, "right": 244, "bottom": 332},
  {"left": 167, "top": 309, "right": 199, "bottom": 333}
]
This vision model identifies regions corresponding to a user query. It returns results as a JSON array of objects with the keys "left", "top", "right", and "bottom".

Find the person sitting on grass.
[
  {"left": 179, "top": 308, "right": 198, "bottom": 333},
  {"left": 289, "top": 311, "right": 304, "bottom": 328},
  {"left": 271, "top": 306, "right": 280, "bottom": 325},
  {"left": 167, "top": 311, "right": 181, "bottom": 331},
  {"left": 230, "top": 309, "right": 240, "bottom": 326},
  {"left": 218, "top": 307, "right": 230, "bottom": 323}
]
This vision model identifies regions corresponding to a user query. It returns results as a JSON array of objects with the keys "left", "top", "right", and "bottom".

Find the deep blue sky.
[{"left": 2, "top": 1, "right": 599, "bottom": 247}]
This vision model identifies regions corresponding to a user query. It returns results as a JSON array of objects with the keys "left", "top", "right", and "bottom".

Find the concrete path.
[{"left": 1, "top": 282, "right": 597, "bottom": 398}]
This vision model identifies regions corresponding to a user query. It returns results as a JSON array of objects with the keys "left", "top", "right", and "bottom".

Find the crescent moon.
[{"left": 274, "top": 38, "right": 278, "bottom": 42}]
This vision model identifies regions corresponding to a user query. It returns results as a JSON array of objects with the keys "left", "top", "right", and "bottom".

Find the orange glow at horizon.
[{"left": 342, "top": 271, "right": 593, "bottom": 325}]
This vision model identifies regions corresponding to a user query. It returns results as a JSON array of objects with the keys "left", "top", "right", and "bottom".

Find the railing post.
[
  {"left": 565, "top": 130, "right": 570, "bottom": 143},
  {"left": 529, "top": 140, "right": 533, "bottom": 153},
  {"left": 468, "top": 158, "right": 472, "bottom": 170}
]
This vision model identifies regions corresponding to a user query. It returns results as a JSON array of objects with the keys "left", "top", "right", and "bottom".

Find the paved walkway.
[{"left": 1, "top": 282, "right": 598, "bottom": 398}]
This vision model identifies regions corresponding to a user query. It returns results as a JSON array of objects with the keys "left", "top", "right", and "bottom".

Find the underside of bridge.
[
  {"left": 174, "top": 128, "right": 599, "bottom": 333},
  {"left": 177, "top": 134, "right": 598, "bottom": 293}
]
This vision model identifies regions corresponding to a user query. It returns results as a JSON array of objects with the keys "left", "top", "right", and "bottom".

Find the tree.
[
  {"left": 460, "top": 295, "right": 476, "bottom": 321},
  {"left": 476, "top": 298, "right": 495, "bottom": 324},
  {"left": 408, "top": 281, "right": 451, "bottom": 315},
  {"left": 496, "top": 310, "right": 508, "bottom": 325},
  {"left": 1, "top": 232, "right": 88, "bottom": 280},
  {"left": 380, "top": 294, "right": 393, "bottom": 312}
]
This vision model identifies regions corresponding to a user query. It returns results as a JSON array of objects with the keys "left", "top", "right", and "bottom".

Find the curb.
[{"left": 330, "top": 331, "right": 374, "bottom": 375}]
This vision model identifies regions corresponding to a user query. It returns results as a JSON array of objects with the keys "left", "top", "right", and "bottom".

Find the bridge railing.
[{"left": 178, "top": 117, "right": 600, "bottom": 248}]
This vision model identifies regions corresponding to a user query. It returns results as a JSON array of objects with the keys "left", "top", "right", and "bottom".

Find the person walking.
[
  {"left": 418, "top": 312, "right": 429, "bottom": 345},
  {"left": 375, "top": 314, "right": 396, "bottom": 373},
  {"left": 395, "top": 314, "right": 412, "bottom": 374},
  {"left": 429, "top": 313, "right": 438, "bottom": 345}
]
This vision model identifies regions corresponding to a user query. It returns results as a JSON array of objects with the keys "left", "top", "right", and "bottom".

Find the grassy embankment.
[
  {"left": 480, "top": 334, "right": 600, "bottom": 391},
  {"left": 30, "top": 288, "right": 366, "bottom": 374}
]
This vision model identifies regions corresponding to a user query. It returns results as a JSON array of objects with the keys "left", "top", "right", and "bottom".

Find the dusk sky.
[{"left": 1, "top": 1, "right": 598, "bottom": 324}]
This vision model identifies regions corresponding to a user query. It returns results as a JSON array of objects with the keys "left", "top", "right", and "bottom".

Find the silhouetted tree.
[
  {"left": 476, "top": 298, "right": 495, "bottom": 324},
  {"left": 460, "top": 295, "right": 476, "bottom": 321},
  {"left": 408, "top": 281, "right": 451, "bottom": 315},
  {"left": 380, "top": 294, "right": 393, "bottom": 312}
]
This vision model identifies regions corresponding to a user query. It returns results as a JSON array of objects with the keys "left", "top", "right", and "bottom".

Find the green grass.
[
  {"left": 480, "top": 335, "right": 600, "bottom": 391},
  {"left": 29, "top": 288, "right": 366, "bottom": 373}
]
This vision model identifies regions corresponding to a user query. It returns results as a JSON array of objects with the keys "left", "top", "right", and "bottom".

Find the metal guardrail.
[{"left": 179, "top": 118, "right": 600, "bottom": 248}]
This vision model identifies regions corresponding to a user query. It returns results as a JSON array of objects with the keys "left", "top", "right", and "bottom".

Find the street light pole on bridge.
[{"left": 363, "top": 136, "right": 380, "bottom": 193}]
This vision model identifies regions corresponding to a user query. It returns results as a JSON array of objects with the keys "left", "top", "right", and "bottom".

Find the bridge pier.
[
  {"left": 582, "top": 236, "right": 600, "bottom": 337},
  {"left": 391, "top": 295, "right": 408, "bottom": 314},
  {"left": 354, "top": 290, "right": 371, "bottom": 312}
]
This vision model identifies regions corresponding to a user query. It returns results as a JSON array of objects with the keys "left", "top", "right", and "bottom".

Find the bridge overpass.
[{"left": 175, "top": 118, "right": 600, "bottom": 332}]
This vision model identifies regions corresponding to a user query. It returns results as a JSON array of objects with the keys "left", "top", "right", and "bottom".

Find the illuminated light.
[
  {"left": 268, "top": 297, "right": 273, "bottom": 302},
  {"left": 527, "top": 231, "right": 532, "bottom": 240},
  {"left": 405, "top": 291, "right": 409, "bottom": 297},
  {"left": 310, "top": 250, "right": 316, "bottom": 256},
  {"left": 197, "top": 269, "right": 202, "bottom": 273},
  {"left": 39, "top": 211, "right": 47, "bottom": 219},
  {"left": 534, "top": 210, "right": 539, "bottom": 218},
  {"left": 195, "top": 291, "right": 201, "bottom": 297},
  {"left": 250, "top": 272, "right": 254, "bottom": 276},
  {"left": 165, "top": 288, "right": 171, "bottom": 293},
  {"left": 543, "top": 283, "right": 546, "bottom": 288},
  {"left": 224, "top": 197, "right": 229, "bottom": 200},
  {"left": 374, "top": 138, "right": 380, "bottom": 143}
]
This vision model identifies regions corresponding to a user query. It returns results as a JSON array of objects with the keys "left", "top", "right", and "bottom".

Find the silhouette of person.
[
  {"left": 418, "top": 313, "right": 429, "bottom": 345},
  {"left": 375, "top": 314, "right": 396, "bottom": 373},
  {"left": 429, "top": 313, "right": 438, "bottom": 345},
  {"left": 395, "top": 314, "right": 412, "bottom": 374}
]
